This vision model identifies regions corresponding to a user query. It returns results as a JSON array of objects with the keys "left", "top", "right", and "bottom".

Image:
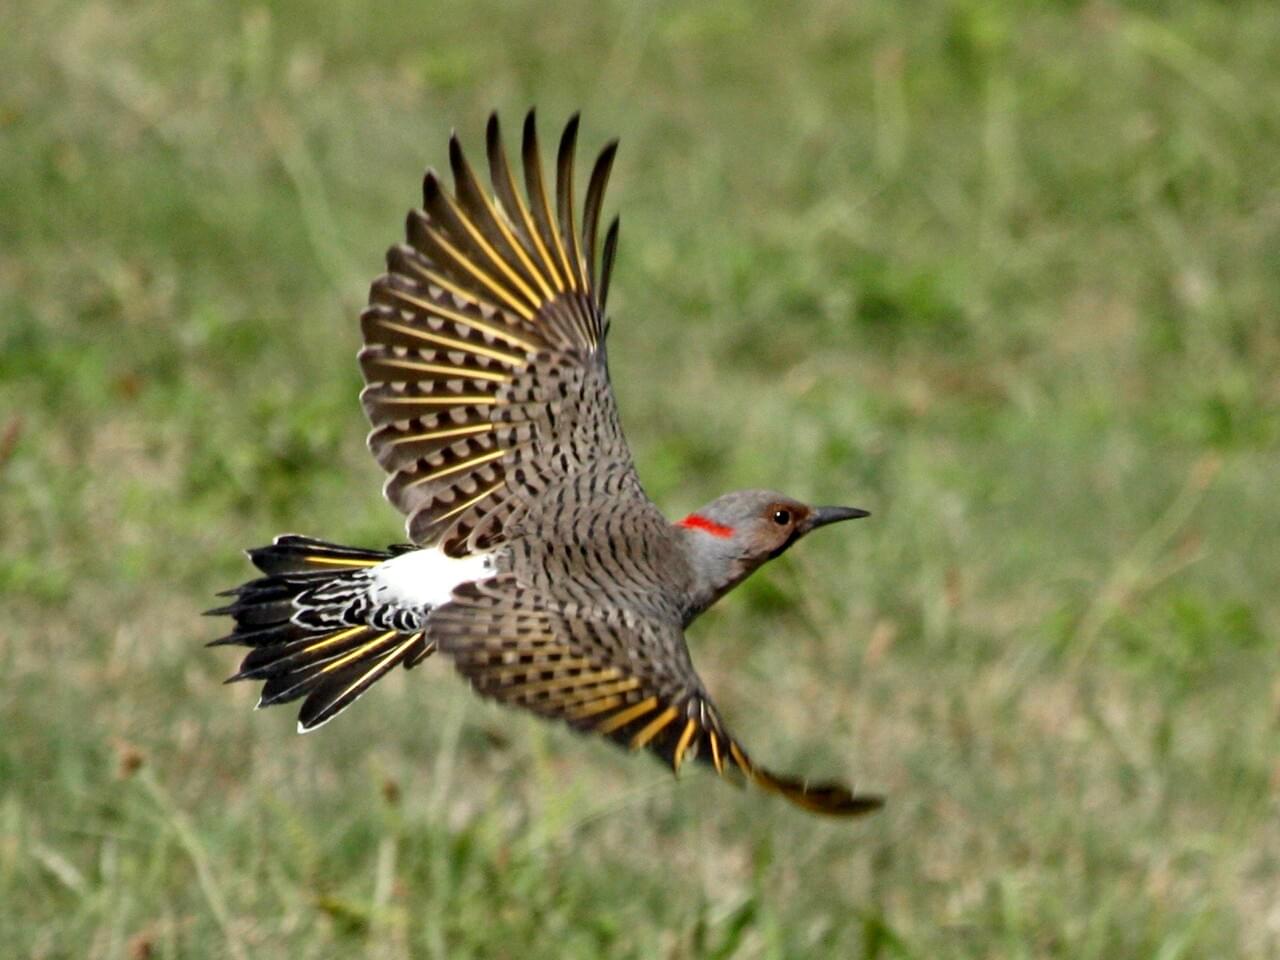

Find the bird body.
[{"left": 210, "top": 112, "right": 881, "bottom": 817}]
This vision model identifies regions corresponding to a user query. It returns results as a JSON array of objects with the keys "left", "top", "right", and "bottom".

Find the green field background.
[{"left": 3, "top": 1, "right": 1278, "bottom": 956}]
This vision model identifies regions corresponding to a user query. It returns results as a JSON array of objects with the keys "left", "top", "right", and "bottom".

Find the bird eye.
[{"left": 772, "top": 509, "right": 791, "bottom": 526}]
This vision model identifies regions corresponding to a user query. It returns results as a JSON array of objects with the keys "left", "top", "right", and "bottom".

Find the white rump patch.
[{"left": 369, "top": 546, "right": 496, "bottom": 610}]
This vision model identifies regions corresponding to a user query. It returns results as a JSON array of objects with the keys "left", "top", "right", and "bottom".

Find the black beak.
[{"left": 805, "top": 505, "right": 871, "bottom": 532}]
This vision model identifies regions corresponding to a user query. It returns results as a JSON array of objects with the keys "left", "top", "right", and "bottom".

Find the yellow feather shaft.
[
  {"left": 421, "top": 223, "right": 537, "bottom": 320},
  {"left": 564, "top": 694, "right": 624, "bottom": 721},
  {"left": 326, "top": 633, "right": 420, "bottom": 704},
  {"left": 294, "top": 624, "right": 368, "bottom": 654},
  {"left": 385, "top": 423, "right": 494, "bottom": 447},
  {"left": 375, "top": 356, "right": 511, "bottom": 384},
  {"left": 430, "top": 480, "right": 506, "bottom": 523},
  {"left": 374, "top": 317, "right": 526, "bottom": 366},
  {"left": 316, "top": 630, "right": 399, "bottom": 676},
  {"left": 709, "top": 731, "right": 724, "bottom": 774},
  {"left": 629, "top": 705, "right": 679, "bottom": 750},
  {"left": 372, "top": 394, "right": 497, "bottom": 406},
  {"left": 386, "top": 285, "right": 538, "bottom": 352},
  {"left": 534, "top": 169, "right": 576, "bottom": 293},
  {"left": 469, "top": 186, "right": 556, "bottom": 300},
  {"left": 442, "top": 192, "right": 543, "bottom": 308},
  {"left": 302, "top": 556, "right": 383, "bottom": 568},
  {"left": 502, "top": 668, "right": 622, "bottom": 699},
  {"left": 414, "top": 256, "right": 532, "bottom": 322},
  {"left": 495, "top": 165, "right": 566, "bottom": 294},
  {"left": 595, "top": 696, "right": 659, "bottom": 735},
  {"left": 672, "top": 718, "right": 698, "bottom": 774},
  {"left": 407, "top": 448, "right": 507, "bottom": 487},
  {"left": 556, "top": 677, "right": 643, "bottom": 711}
]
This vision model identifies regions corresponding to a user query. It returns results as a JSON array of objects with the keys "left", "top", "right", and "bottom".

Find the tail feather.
[
  {"left": 246, "top": 534, "right": 407, "bottom": 575},
  {"left": 257, "top": 628, "right": 402, "bottom": 707},
  {"left": 296, "top": 631, "right": 429, "bottom": 731},
  {"left": 232, "top": 623, "right": 379, "bottom": 682},
  {"left": 209, "top": 535, "right": 433, "bottom": 731}
]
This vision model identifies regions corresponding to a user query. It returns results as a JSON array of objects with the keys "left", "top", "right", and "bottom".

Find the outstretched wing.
[
  {"left": 430, "top": 577, "right": 883, "bottom": 818},
  {"left": 359, "top": 112, "right": 629, "bottom": 554}
]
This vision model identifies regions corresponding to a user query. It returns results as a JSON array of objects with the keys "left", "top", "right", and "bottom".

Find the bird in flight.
[{"left": 209, "top": 112, "right": 882, "bottom": 817}]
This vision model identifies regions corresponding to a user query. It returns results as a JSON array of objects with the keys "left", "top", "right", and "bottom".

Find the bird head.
[{"left": 676, "top": 489, "right": 869, "bottom": 620}]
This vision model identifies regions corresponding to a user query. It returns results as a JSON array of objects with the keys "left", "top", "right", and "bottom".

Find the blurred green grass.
[{"left": 2, "top": 0, "right": 1279, "bottom": 956}]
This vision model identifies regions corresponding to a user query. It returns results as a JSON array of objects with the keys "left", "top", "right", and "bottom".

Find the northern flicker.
[{"left": 210, "top": 112, "right": 883, "bottom": 817}]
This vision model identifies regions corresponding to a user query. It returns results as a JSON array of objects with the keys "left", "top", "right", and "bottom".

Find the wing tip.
[
  {"left": 485, "top": 111, "right": 502, "bottom": 152},
  {"left": 421, "top": 167, "right": 444, "bottom": 205},
  {"left": 560, "top": 111, "right": 581, "bottom": 150},
  {"left": 750, "top": 766, "right": 886, "bottom": 818}
]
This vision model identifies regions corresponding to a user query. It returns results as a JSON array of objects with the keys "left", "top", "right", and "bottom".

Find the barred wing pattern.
[
  {"left": 350, "top": 112, "right": 881, "bottom": 817},
  {"left": 360, "top": 112, "right": 625, "bottom": 552},
  {"left": 432, "top": 577, "right": 884, "bottom": 817}
]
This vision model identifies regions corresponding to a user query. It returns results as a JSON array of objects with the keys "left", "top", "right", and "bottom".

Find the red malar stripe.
[{"left": 679, "top": 514, "right": 734, "bottom": 538}]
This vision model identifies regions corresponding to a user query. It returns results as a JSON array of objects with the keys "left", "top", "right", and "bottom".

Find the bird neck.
[{"left": 675, "top": 522, "right": 753, "bottom": 624}]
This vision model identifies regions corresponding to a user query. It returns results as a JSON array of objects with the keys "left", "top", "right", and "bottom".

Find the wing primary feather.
[
  {"left": 395, "top": 236, "right": 514, "bottom": 321},
  {"left": 582, "top": 139, "right": 618, "bottom": 297},
  {"left": 382, "top": 283, "right": 539, "bottom": 353},
  {"left": 595, "top": 695, "right": 659, "bottom": 735},
  {"left": 371, "top": 316, "right": 526, "bottom": 366},
  {"left": 599, "top": 215, "right": 620, "bottom": 314},
  {"left": 555, "top": 113, "right": 588, "bottom": 292},
  {"left": 450, "top": 132, "right": 556, "bottom": 301},
  {"left": 404, "top": 635, "right": 437, "bottom": 669},
  {"left": 372, "top": 356, "right": 511, "bottom": 383},
  {"left": 422, "top": 170, "right": 542, "bottom": 311},
  {"left": 558, "top": 676, "right": 643, "bottom": 711},
  {"left": 383, "top": 423, "right": 494, "bottom": 447},
  {"left": 412, "top": 186, "right": 536, "bottom": 321},
  {"left": 488, "top": 112, "right": 566, "bottom": 293},
  {"left": 743, "top": 764, "right": 886, "bottom": 817},
  {"left": 368, "top": 393, "right": 498, "bottom": 407},
  {"left": 563, "top": 693, "right": 625, "bottom": 720},
  {"left": 522, "top": 110, "right": 577, "bottom": 292},
  {"left": 440, "top": 147, "right": 545, "bottom": 304},
  {"left": 672, "top": 718, "right": 698, "bottom": 774},
  {"left": 629, "top": 704, "right": 679, "bottom": 749},
  {"left": 430, "top": 479, "right": 506, "bottom": 523},
  {"left": 708, "top": 729, "right": 724, "bottom": 774},
  {"left": 405, "top": 447, "right": 508, "bottom": 487}
]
